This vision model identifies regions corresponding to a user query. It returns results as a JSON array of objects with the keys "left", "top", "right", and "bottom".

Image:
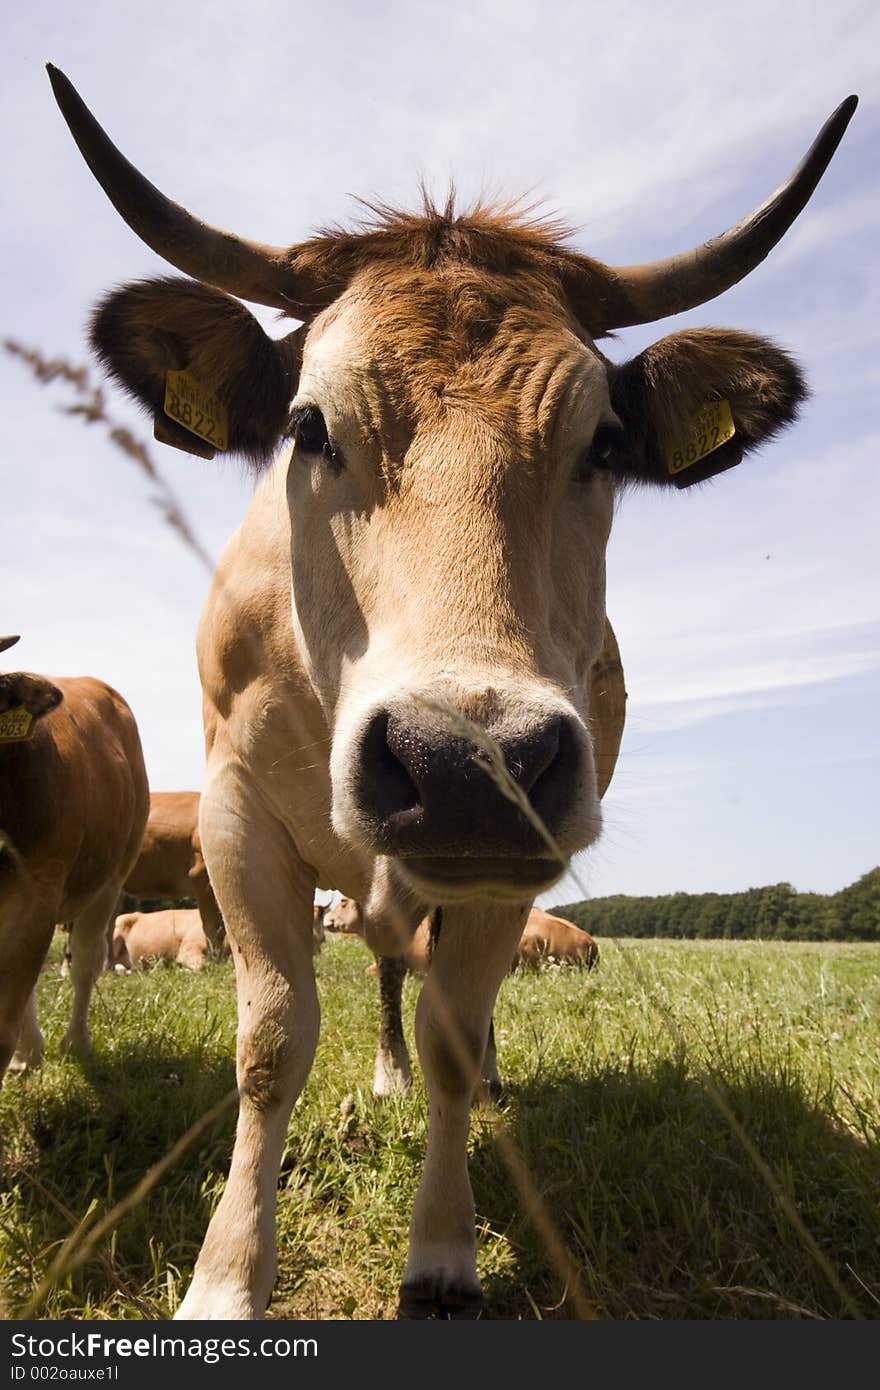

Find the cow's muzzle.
[{"left": 350, "top": 702, "right": 596, "bottom": 893}]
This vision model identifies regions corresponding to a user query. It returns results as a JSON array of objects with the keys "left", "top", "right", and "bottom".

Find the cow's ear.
[
  {"left": 0, "top": 672, "right": 63, "bottom": 720},
  {"left": 90, "top": 277, "right": 301, "bottom": 464},
  {"left": 607, "top": 329, "right": 807, "bottom": 489}
]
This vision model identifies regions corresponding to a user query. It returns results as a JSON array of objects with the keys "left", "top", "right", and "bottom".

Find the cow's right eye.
[{"left": 291, "top": 405, "right": 340, "bottom": 467}]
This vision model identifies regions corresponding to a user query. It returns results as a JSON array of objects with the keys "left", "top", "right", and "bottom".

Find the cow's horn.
[
  {"left": 47, "top": 65, "right": 334, "bottom": 317},
  {"left": 0, "top": 636, "right": 21, "bottom": 654},
  {"left": 595, "top": 95, "right": 858, "bottom": 331}
]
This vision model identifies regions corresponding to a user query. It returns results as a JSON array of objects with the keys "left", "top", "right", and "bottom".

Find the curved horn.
[
  {"left": 0, "top": 636, "right": 21, "bottom": 655},
  {"left": 595, "top": 95, "right": 858, "bottom": 331},
  {"left": 47, "top": 65, "right": 334, "bottom": 317}
]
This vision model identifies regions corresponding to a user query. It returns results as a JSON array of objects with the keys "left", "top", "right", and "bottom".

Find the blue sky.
[{"left": 3, "top": 1, "right": 878, "bottom": 903}]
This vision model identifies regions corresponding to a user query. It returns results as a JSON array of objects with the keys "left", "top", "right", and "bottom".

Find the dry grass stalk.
[{"left": 4, "top": 340, "right": 214, "bottom": 574}]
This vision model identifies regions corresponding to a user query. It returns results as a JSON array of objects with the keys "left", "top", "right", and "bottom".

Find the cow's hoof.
[
  {"left": 372, "top": 1067, "right": 412, "bottom": 1099},
  {"left": 175, "top": 1283, "right": 260, "bottom": 1320},
  {"left": 60, "top": 1032, "right": 91, "bottom": 1059},
  {"left": 397, "top": 1276, "right": 484, "bottom": 1320},
  {"left": 7, "top": 1051, "right": 42, "bottom": 1074}
]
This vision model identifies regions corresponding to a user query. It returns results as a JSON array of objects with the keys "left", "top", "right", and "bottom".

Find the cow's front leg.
[
  {"left": 399, "top": 900, "right": 528, "bottom": 1318},
  {"left": 175, "top": 769, "right": 319, "bottom": 1321}
]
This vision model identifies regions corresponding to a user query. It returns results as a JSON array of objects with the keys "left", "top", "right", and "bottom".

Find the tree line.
[{"left": 552, "top": 868, "right": 880, "bottom": 941}]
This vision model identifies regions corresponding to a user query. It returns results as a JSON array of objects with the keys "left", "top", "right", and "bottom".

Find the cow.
[
  {"left": 113, "top": 906, "right": 317, "bottom": 972},
  {"left": 123, "top": 792, "right": 224, "bottom": 954},
  {"left": 112, "top": 907, "right": 224, "bottom": 972},
  {"left": 49, "top": 64, "right": 856, "bottom": 1319},
  {"left": 515, "top": 908, "right": 599, "bottom": 970},
  {"left": 324, "top": 897, "right": 431, "bottom": 973},
  {"left": 0, "top": 634, "right": 149, "bottom": 1082},
  {"left": 326, "top": 898, "right": 597, "bottom": 1096}
]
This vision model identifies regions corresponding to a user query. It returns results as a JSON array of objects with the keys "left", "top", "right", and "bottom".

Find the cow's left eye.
[{"left": 290, "top": 405, "right": 341, "bottom": 467}]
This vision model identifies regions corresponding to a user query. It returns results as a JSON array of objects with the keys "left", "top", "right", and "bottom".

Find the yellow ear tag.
[
  {"left": 668, "top": 399, "right": 736, "bottom": 476},
  {"left": 164, "top": 370, "right": 228, "bottom": 451},
  {"left": 0, "top": 706, "right": 34, "bottom": 744}
]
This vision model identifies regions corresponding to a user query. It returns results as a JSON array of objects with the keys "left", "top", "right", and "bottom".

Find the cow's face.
[
  {"left": 323, "top": 898, "right": 364, "bottom": 934},
  {"left": 287, "top": 266, "right": 614, "bottom": 896},
  {"left": 50, "top": 69, "right": 853, "bottom": 899}
]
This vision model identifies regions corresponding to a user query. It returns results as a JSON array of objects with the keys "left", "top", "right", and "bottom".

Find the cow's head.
[
  {"left": 49, "top": 67, "right": 855, "bottom": 901},
  {"left": 323, "top": 898, "right": 365, "bottom": 936}
]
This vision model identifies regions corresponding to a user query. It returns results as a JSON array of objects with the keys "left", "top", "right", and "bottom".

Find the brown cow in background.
[
  {"left": 516, "top": 908, "right": 599, "bottom": 970},
  {"left": 124, "top": 792, "right": 223, "bottom": 952},
  {"left": 0, "top": 636, "right": 149, "bottom": 1081}
]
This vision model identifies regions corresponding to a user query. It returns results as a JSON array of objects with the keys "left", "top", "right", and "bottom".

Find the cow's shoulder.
[
  {"left": 197, "top": 457, "right": 331, "bottom": 779},
  {"left": 198, "top": 458, "right": 301, "bottom": 710}
]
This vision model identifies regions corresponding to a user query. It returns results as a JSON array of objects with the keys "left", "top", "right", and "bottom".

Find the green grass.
[{"left": 1, "top": 937, "right": 878, "bottom": 1319}]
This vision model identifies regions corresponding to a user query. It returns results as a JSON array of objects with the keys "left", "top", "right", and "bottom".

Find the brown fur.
[
  {"left": 0, "top": 673, "right": 149, "bottom": 1080},
  {"left": 292, "top": 195, "right": 615, "bottom": 335},
  {"left": 514, "top": 908, "right": 598, "bottom": 969},
  {"left": 124, "top": 791, "right": 223, "bottom": 952}
]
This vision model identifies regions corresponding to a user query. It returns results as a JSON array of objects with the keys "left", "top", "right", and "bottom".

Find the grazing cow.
[
  {"left": 0, "top": 635, "right": 149, "bottom": 1081},
  {"left": 50, "top": 64, "right": 855, "bottom": 1319},
  {"left": 124, "top": 792, "right": 224, "bottom": 953},
  {"left": 112, "top": 907, "right": 223, "bottom": 972}
]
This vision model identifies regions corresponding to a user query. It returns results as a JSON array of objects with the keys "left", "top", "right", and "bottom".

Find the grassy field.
[{"left": 1, "top": 936, "right": 878, "bottom": 1320}]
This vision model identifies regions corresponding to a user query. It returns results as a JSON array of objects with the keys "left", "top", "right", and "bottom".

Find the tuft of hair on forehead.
[{"left": 288, "top": 189, "right": 612, "bottom": 326}]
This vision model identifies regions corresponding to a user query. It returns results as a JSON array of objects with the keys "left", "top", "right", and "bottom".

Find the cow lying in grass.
[
  {"left": 112, "top": 908, "right": 222, "bottom": 972},
  {"left": 325, "top": 898, "right": 598, "bottom": 1095},
  {"left": 516, "top": 908, "right": 599, "bottom": 970},
  {"left": 0, "top": 635, "right": 148, "bottom": 1082},
  {"left": 112, "top": 906, "right": 323, "bottom": 972}
]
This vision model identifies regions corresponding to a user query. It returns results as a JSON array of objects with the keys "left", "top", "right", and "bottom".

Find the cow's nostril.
[
  {"left": 359, "top": 710, "right": 422, "bottom": 823},
  {"left": 513, "top": 716, "right": 562, "bottom": 795}
]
